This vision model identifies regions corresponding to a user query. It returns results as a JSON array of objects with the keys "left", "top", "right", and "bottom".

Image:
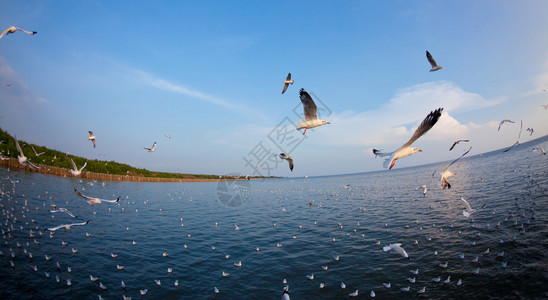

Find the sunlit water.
[{"left": 1, "top": 137, "right": 547, "bottom": 299}]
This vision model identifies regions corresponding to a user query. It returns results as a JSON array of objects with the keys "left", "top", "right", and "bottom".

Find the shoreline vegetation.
[{"left": 0, "top": 129, "right": 274, "bottom": 183}]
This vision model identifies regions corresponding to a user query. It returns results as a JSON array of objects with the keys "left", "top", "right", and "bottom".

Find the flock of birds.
[{"left": 0, "top": 25, "right": 547, "bottom": 299}]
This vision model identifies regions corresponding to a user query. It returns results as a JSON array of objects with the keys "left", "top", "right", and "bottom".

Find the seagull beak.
[
  {"left": 418, "top": 149, "right": 423, "bottom": 152},
  {"left": 326, "top": 122, "right": 331, "bottom": 124}
]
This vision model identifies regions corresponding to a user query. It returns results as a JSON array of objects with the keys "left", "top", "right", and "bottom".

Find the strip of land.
[{"left": 0, "top": 158, "right": 254, "bottom": 183}]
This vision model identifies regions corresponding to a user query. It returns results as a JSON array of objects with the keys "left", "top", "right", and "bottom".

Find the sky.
[{"left": 1, "top": 1, "right": 547, "bottom": 178}]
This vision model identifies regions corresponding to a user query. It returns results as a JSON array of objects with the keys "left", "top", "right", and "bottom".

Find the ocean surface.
[{"left": 1, "top": 137, "right": 547, "bottom": 300}]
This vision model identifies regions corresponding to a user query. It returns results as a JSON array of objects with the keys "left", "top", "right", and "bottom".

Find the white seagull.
[
  {"left": 49, "top": 206, "right": 76, "bottom": 218},
  {"left": 296, "top": 89, "right": 330, "bottom": 135},
  {"left": 418, "top": 185, "right": 427, "bottom": 196},
  {"left": 426, "top": 51, "right": 443, "bottom": 72},
  {"left": 279, "top": 153, "right": 294, "bottom": 171},
  {"left": 74, "top": 188, "right": 120, "bottom": 206},
  {"left": 373, "top": 108, "right": 443, "bottom": 169},
  {"left": 449, "top": 139, "right": 470, "bottom": 151},
  {"left": 282, "top": 73, "right": 294, "bottom": 94},
  {"left": 0, "top": 26, "right": 37, "bottom": 39},
  {"left": 383, "top": 243, "right": 410, "bottom": 259},
  {"left": 67, "top": 156, "right": 87, "bottom": 177},
  {"left": 45, "top": 220, "right": 90, "bottom": 232},
  {"left": 14, "top": 136, "right": 41, "bottom": 169},
  {"left": 461, "top": 196, "right": 476, "bottom": 217},
  {"left": 503, "top": 121, "right": 523, "bottom": 153},
  {"left": 144, "top": 142, "right": 157, "bottom": 152},
  {"left": 31, "top": 146, "right": 45, "bottom": 156},
  {"left": 533, "top": 147, "right": 546, "bottom": 156},
  {"left": 440, "top": 146, "right": 472, "bottom": 189},
  {"left": 88, "top": 131, "right": 96, "bottom": 148}
]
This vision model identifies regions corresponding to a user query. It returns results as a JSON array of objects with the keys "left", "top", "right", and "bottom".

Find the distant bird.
[
  {"left": 349, "top": 290, "right": 359, "bottom": 297},
  {"left": 461, "top": 197, "right": 476, "bottom": 217},
  {"left": 526, "top": 128, "right": 534, "bottom": 136},
  {"left": 45, "top": 220, "right": 90, "bottom": 232},
  {"left": 341, "top": 282, "right": 346, "bottom": 289},
  {"left": 426, "top": 51, "right": 443, "bottom": 72},
  {"left": 31, "top": 146, "right": 45, "bottom": 156},
  {"left": 503, "top": 120, "right": 523, "bottom": 153},
  {"left": 214, "top": 286, "right": 220, "bottom": 294},
  {"left": 440, "top": 146, "right": 472, "bottom": 189},
  {"left": 449, "top": 139, "right": 469, "bottom": 151},
  {"left": 306, "top": 274, "right": 314, "bottom": 280},
  {"left": 164, "top": 134, "right": 171, "bottom": 139},
  {"left": 88, "top": 131, "right": 96, "bottom": 148},
  {"left": 383, "top": 243, "right": 410, "bottom": 259},
  {"left": 67, "top": 155, "right": 87, "bottom": 177},
  {"left": 144, "top": 142, "right": 157, "bottom": 152},
  {"left": 373, "top": 108, "right": 443, "bottom": 169},
  {"left": 497, "top": 119, "right": 514, "bottom": 131},
  {"left": 418, "top": 185, "right": 427, "bottom": 196},
  {"left": 540, "top": 104, "right": 548, "bottom": 109},
  {"left": 282, "top": 73, "right": 294, "bottom": 94},
  {"left": 0, "top": 26, "right": 37, "bottom": 39},
  {"left": 74, "top": 188, "right": 120, "bottom": 205},
  {"left": 279, "top": 153, "right": 294, "bottom": 171},
  {"left": 533, "top": 147, "right": 546, "bottom": 156},
  {"left": 296, "top": 89, "right": 330, "bottom": 135}
]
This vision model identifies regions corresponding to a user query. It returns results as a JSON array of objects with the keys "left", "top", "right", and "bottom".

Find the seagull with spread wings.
[
  {"left": 426, "top": 51, "right": 443, "bottom": 72},
  {"left": 497, "top": 120, "right": 514, "bottom": 131},
  {"left": 373, "top": 108, "right": 443, "bottom": 169},
  {"left": 282, "top": 73, "right": 294, "bottom": 94},
  {"left": 0, "top": 26, "right": 37, "bottom": 39},
  {"left": 67, "top": 155, "right": 87, "bottom": 177},
  {"left": 296, "top": 89, "right": 330, "bottom": 135},
  {"left": 45, "top": 220, "right": 90, "bottom": 232},
  {"left": 31, "top": 146, "right": 45, "bottom": 156},
  {"left": 14, "top": 136, "right": 42, "bottom": 169},
  {"left": 88, "top": 131, "right": 96, "bottom": 148},
  {"left": 440, "top": 147, "right": 472, "bottom": 189},
  {"left": 74, "top": 188, "right": 120, "bottom": 206},
  {"left": 144, "top": 142, "right": 157, "bottom": 152}
]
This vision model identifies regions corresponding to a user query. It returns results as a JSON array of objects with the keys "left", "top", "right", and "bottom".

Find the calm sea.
[{"left": 1, "top": 137, "right": 547, "bottom": 299}]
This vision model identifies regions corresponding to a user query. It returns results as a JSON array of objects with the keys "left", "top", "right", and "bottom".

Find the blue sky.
[{"left": 1, "top": 1, "right": 547, "bottom": 177}]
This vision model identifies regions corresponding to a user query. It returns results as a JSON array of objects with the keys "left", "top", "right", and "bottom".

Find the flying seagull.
[
  {"left": 31, "top": 146, "right": 45, "bottom": 156},
  {"left": 144, "top": 142, "right": 157, "bottom": 152},
  {"left": 383, "top": 243, "right": 410, "bottom": 259},
  {"left": 497, "top": 120, "right": 514, "bottom": 131},
  {"left": 45, "top": 220, "right": 90, "bottom": 232},
  {"left": 14, "top": 136, "right": 41, "bottom": 169},
  {"left": 540, "top": 104, "right": 548, "bottom": 109},
  {"left": 88, "top": 131, "right": 96, "bottom": 148},
  {"left": 503, "top": 120, "right": 523, "bottom": 153},
  {"left": 440, "top": 146, "right": 472, "bottom": 189},
  {"left": 449, "top": 139, "right": 469, "bottom": 151},
  {"left": 74, "top": 188, "right": 120, "bottom": 206},
  {"left": 460, "top": 196, "right": 476, "bottom": 217},
  {"left": 296, "top": 89, "right": 330, "bottom": 135},
  {"left": 279, "top": 153, "right": 294, "bottom": 172},
  {"left": 282, "top": 73, "right": 294, "bottom": 94},
  {"left": 533, "top": 146, "right": 546, "bottom": 156},
  {"left": 0, "top": 26, "right": 37, "bottom": 39},
  {"left": 49, "top": 206, "right": 76, "bottom": 218},
  {"left": 426, "top": 51, "right": 443, "bottom": 72},
  {"left": 67, "top": 155, "right": 87, "bottom": 177},
  {"left": 526, "top": 128, "right": 534, "bottom": 136},
  {"left": 164, "top": 134, "right": 171, "bottom": 139},
  {"left": 373, "top": 108, "right": 443, "bottom": 169}
]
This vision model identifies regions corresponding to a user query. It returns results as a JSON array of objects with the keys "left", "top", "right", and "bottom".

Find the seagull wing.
[
  {"left": 45, "top": 224, "right": 65, "bottom": 232},
  {"left": 68, "top": 156, "right": 77, "bottom": 171},
  {"left": 460, "top": 197, "right": 473, "bottom": 212},
  {"left": 65, "top": 210, "right": 76, "bottom": 218},
  {"left": 16, "top": 27, "right": 36, "bottom": 35},
  {"left": 26, "top": 161, "right": 42, "bottom": 169},
  {"left": 402, "top": 108, "right": 443, "bottom": 148},
  {"left": 14, "top": 136, "right": 24, "bottom": 156},
  {"left": 92, "top": 139, "right": 96, "bottom": 148},
  {"left": 426, "top": 51, "right": 438, "bottom": 68},
  {"left": 503, "top": 121, "right": 522, "bottom": 152},
  {"left": 0, "top": 27, "right": 13, "bottom": 39},
  {"left": 70, "top": 220, "right": 90, "bottom": 227},
  {"left": 79, "top": 161, "right": 87, "bottom": 172},
  {"left": 287, "top": 157, "right": 294, "bottom": 172},
  {"left": 300, "top": 89, "right": 318, "bottom": 121},
  {"left": 443, "top": 146, "right": 472, "bottom": 172},
  {"left": 372, "top": 149, "right": 392, "bottom": 158},
  {"left": 74, "top": 188, "right": 93, "bottom": 200},
  {"left": 286, "top": 73, "right": 291, "bottom": 81},
  {"left": 282, "top": 83, "right": 289, "bottom": 94},
  {"left": 89, "top": 131, "right": 93, "bottom": 137},
  {"left": 449, "top": 141, "right": 458, "bottom": 151}
]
